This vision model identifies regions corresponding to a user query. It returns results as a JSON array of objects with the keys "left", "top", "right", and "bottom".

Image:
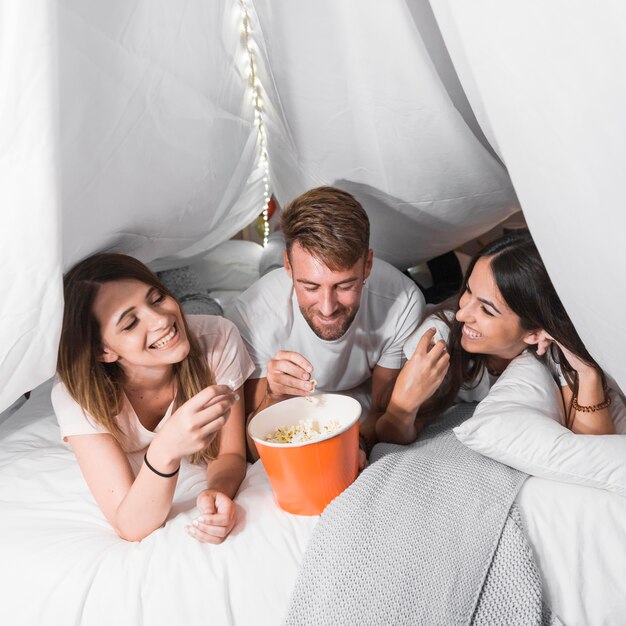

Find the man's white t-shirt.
[
  {"left": 227, "top": 258, "right": 424, "bottom": 396},
  {"left": 51, "top": 315, "right": 254, "bottom": 453}
]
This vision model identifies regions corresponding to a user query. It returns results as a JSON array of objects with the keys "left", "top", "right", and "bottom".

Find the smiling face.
[
  {"left": 285, "top": 242, "right": 373, "bottom": 341},
  {"left": 456, "top": 256, "right": 533, "bottom": 361},
  {"left": 92, "top": 279, "right": 190, "bottom": 373}
]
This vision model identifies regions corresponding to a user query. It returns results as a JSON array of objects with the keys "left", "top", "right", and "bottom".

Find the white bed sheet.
[
  {"left": 2, "top": 383, "right": 625, "bottom": 626},
  {"left": 0, "top": 381, "right": 317, "bottom": 626}
]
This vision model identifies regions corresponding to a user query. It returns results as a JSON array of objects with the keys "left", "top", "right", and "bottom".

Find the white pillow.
[
  {"left": 454, "top": 351, "right": 626, "bottom": 497},
  {"left": 189, "top": 240, "right": 262, "bottom": 291}
]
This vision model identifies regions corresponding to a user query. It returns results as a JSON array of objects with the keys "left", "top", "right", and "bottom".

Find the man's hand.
[{"left": 266, "top": 350, "right": 314, "bottom": 399}]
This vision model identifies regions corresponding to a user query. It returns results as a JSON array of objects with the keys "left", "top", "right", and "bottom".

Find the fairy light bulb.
[{"left": 239, "top": 0, "right": 271, "bottom": 246}]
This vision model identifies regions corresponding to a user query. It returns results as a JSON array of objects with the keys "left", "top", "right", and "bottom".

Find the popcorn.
[
  {"left": 265, "top": 419, "right": 342, "bottom": 444},
  {"left": 305, "top": 379, "right": 318, "bottom": 404}
]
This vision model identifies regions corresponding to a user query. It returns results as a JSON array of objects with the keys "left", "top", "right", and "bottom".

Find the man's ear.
[
  {"left": 284, "top": 250, "right": 292, "bottom": 277},
  {"left": 98, "top": 346, "right": 119, "bottom": 363},
  {"left": 363, "top": 249, "right": 374, "bottom": 279}
]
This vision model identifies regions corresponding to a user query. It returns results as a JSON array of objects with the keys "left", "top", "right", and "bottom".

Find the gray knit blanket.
[{"left": 285, "top": 403, "right": 562, "bottom": 626}]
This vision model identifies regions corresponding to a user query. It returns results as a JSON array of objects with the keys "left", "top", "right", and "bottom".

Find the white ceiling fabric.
[
  {"left": 3, "top": 0, "right": 622, "bottom": 408},
  {"left": 250, "top": 0, "right": 518, "bottom": 268},
  {"left": 57, "top": 0, "right": 262, "bottom": 269}
]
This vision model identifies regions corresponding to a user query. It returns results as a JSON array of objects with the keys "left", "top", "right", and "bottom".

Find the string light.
[{"left": 239, "top": 0, "right": 271, "bottom": 246}]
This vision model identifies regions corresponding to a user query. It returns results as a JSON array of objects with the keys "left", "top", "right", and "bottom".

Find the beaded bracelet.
[
  {"left": 144, "top": 452, "right": 180, "bottom": 478},
  {"left": 572, "top": 395, "right": 611, "bottom": 413}
]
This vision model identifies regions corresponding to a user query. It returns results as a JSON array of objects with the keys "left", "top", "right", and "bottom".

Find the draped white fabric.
[
  {"left": 0, "top": 2, "right": 64, "bottom": 412},
  {"left": 2, "top": 1, "right": 624, "bottom": 408},
  {"left": 430, "top": 0, "right": 626, "bottom": 391},
  {"left": 251, "top": 0, "right": 518, "bottom": 269},
  {"left": 1, "top": 1, "right": 263, "bottom": 409},
  {"left": 57, "top": 0, "right": 262, "bottom": 269}
]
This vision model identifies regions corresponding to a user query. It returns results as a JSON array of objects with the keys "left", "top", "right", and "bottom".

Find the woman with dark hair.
[
  {"left": 52, "top": 253, "right": 253, "bottom": 542},
  {"left": 376, "top": 230, "right": 617, "bottom": 444}
]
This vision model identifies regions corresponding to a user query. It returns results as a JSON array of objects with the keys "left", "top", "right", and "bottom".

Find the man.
[{"left": 228, "top": 186, "right": 425, "bottom": 461}]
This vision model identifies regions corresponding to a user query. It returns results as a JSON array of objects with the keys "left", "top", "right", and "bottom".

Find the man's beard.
[{"left": 300, "top": 304, "right": 359, "bottom": 341}]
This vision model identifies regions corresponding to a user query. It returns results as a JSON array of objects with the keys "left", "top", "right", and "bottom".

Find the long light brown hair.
[
  {"left": 57, "top": 253, "right": 219, "bottom": 463},
  {"left": 421, "top": 230, "right": 604, "bottom": 428}
]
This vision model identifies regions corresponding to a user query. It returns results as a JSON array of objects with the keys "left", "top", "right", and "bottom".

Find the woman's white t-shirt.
[
  {"left": 403, "top": 313, "right": 567, "bottom": 403},
  {"left": 51, "top": 315, "right": 254, "bottom": 453}
]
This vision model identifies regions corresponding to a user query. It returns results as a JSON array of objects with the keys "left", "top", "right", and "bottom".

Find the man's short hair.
[{"left": 280, "top": 186, "right": 370, "bottom": 270}]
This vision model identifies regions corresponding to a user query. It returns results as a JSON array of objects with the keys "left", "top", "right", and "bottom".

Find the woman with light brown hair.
[{"left": 53, "top": 253, "right": 253, "bottom": 542}]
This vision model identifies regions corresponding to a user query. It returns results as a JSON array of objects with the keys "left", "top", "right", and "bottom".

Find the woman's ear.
[
  {"left": 98, "top": 347, "right": 119, "bottom": 363},
  {"left": 523, "top": 329, "right": 554, "bottom": 356}
]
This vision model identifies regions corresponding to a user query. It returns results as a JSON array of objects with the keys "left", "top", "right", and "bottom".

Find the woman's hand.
[
  {"left": 375, "top": 329, "right": 449, "bottom": 445},
  {"left": 554, "top": 341, "right": 598, "bottom": 376},
  {"left": 535, "top": 331, "right": 598, "bottom": 376},
  {"left": 186, "top": 489, "right": 237, "bottom": 544},
  {"left": 151, "top": 385, "right": 237, "bottom": 467},
  {"left": 533, "top": 329, "right": 554, "bottom": 357},
  {"left": 358, "top": 448, "right": 368, "bottom": 472},
  {"left": 535, "top": 332, "right": 613, "bottom": 434},
  {"left": 389, "top": 328, "right": 450, "bottom": 417}
]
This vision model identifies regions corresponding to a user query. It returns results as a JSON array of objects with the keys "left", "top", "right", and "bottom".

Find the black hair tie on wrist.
[{"left": 144, "top": 452, "right": 180, "bottom": 478}]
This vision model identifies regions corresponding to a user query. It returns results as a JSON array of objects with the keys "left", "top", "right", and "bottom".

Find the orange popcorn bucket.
[{"left": 248, "top": 394, "right": 362, "bottom": 516}]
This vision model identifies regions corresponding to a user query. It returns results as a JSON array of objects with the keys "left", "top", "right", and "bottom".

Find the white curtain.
[
  {"left": 4, "top": 0, "right": 623, "bottom": 409},
  {"left": 430, "top": 0, "right": 626, "bottom": 391},
  {"left": 0, "top": 2, "right": 63, "bottom": 411},
  {"left": 250, "top": 0, "right": 518, "bottom": 269},
  {"left": 57, "top": 0, "right": 263, "bottom": 270},
  {"left": 1, "top": 1, "right": 265, "bottom": 410}
]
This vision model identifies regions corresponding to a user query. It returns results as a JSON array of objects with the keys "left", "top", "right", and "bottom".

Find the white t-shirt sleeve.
[
  {"left": 375, "top": 283, "right": 424, "bottom": 370},
  {"left": 403, "top": 312, "right": 452, "bottom": 359},
  {"left": 51, "top": 380, "right": 111, "bottom": 440},
  {"left": 229, "top": 292, "right": 274, "bottom": 378},
  {"left": 191, "top": 316, "right": 255, "bottom": 389}
]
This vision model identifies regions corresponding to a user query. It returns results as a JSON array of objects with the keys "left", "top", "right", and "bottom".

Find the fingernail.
[
  {"left": 234, "top": 394, "right": 240, "bottom": 401},
  {"left": 186, "top": 526, "right": 196, "bottom": 536},
  {"left": 193, "top": 520, "right": 199, "bottom": 527}
]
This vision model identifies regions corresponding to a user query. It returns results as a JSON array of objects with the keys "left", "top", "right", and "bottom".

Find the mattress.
[
  {"left": 518, "top": 476, "right": 626, "bottom": 626},
  {"left": 0, "top": 381, "right": 316, "bottom": 626},
  {"left": 1, "top": 381, "right": 624, "bottom": 625}
]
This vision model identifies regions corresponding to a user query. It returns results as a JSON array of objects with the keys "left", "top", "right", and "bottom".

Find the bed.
[{"left": 1, "top": 379, "right": 625, "bottom": 626}]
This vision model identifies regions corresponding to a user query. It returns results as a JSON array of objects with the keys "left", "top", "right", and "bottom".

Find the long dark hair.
[
  {"left": 57, "top": 253, "right": 219, "bottom": 463},
  {"left": 421, "top": 230, "right": 602, "bottom": 426}
]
